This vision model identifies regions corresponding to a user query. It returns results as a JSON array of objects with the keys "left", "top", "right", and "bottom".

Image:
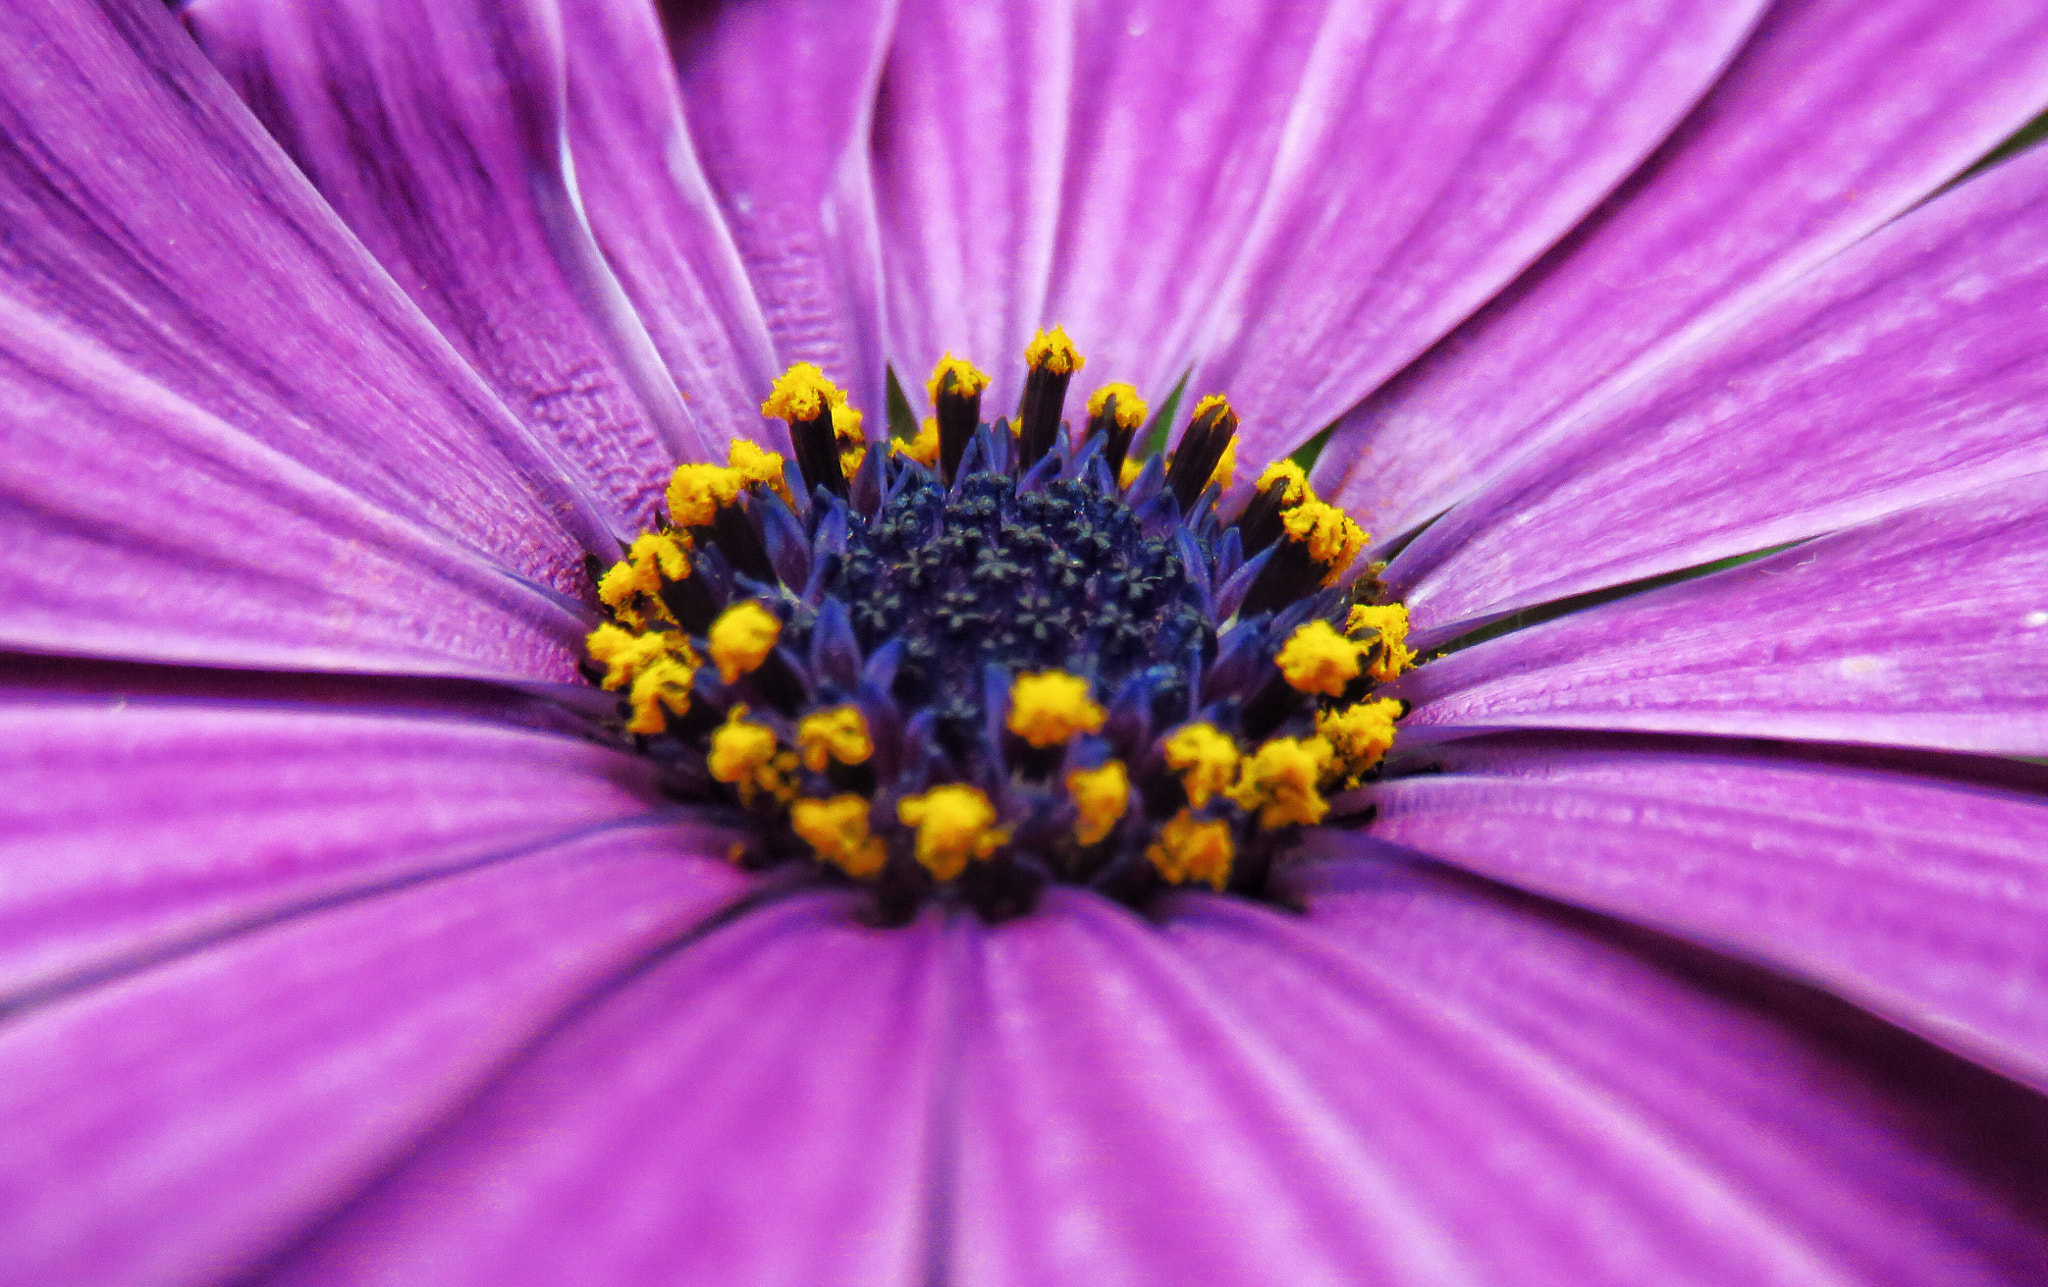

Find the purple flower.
[{"left": 7, "top": 0, "right": 2048, "bottom": 1280}]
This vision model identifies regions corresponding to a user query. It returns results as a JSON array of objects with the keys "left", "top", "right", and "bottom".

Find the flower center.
[{"left": 584, "top": 330, "right": 1412, "bottom": 922}]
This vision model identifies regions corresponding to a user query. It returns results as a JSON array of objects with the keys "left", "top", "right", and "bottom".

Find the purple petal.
[
  {"left": 667, "top": 0, "right": 895, "bottom": 419},
  {"left": 1321, "top": 0, "right": 2048, "bottom": 539},
  {"left": 954, "top": 884, "right": 2048, "bottom": 1283},
  {"left": 262, "top": 894, "right": 944, "bottom": 1286},
  {"left": 0, "top": 299, "right": 589, "bottom": 678},
  {"left": 0, "top": 680, "right": 712, "bottom": 1003},
  {"left": 872, "top": 0, "right": 1072, "bottom": 412},
  {"left": 558, "top": 0, "right": 784, "bottom": 443},
  {"left": 189, "top": 0, "right": 714, "bottom": 527},
  {"left": 1, "top": 0, "right": 611, "bottom": 585},
  {"left": 1187, "top": 0, "right": 1767, "bottom": 466},
  {"left": 1368, "top": 737, "right": 2048, "bottom": 1093},
  {"left": 1389, "top": 142, "right": 2048, "bottom": 643},
  {"left": 1400, "top": 475, "right": 2048, "bottom": 755},
  {"left": 0, "top": 825, "right": 750, "bottom": 1287}
]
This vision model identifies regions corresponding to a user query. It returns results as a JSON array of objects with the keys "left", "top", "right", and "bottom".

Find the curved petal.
[
  {"left": 1399, "top": 474, "right": 2048, "bottom": 756},
  {"left": 1368, "top": 736, "right": 2048, "bottom": 1093},
  {"left": 0, "top": 298, "right": 589, "bottom": 679},
  {"left": 666, "top": 0, "right": 896, "bottom": 420},
  {"left": 0, "top": 673, "right": 708, "bottom": 1005},
  {"left": 952, "top": 885, "right": 2048, "bottom": 1284},
  {"left": 0, "top": 0, "right": 610, "bottom": 586},
  {"left": 188, "top": 0, "right": 713, "bottom": 528},
  {"left": 1320, "top": 0, "right": 2048, "bottom": 538},
  {"left": 559, "top": 0, "right": 783, "bottom": 442},
  {"left": 1390, "top": 141, "right": 2048, "bottom": 643},
  {"left": 1188, "top": 0, "right": 1767, "bottom": 466},
  {"left": 260, "top": 893, "right": 945, "bottom": 1286},
  {"left": 0, "top": 824, "right": 751, "bottom": 1287},
  {"left": 872, "top": 0, "right": 1075, "bottom": 413}
]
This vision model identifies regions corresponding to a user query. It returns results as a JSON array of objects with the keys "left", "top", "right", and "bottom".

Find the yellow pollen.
[
  {"left": 1210, "top": 437, "right": 1238, "bottom": 491},
  {"left": 585, "top": 622, "right": 688, "bottom": 692},
  {"left": 1146, "top": 810, "right": 1233, "bottom": 890},
  {"left": 925, "top": 352, "right": 991, "bottom": 404},
  {"left": 1275, "top": 619, "right": 1367, "bottom": 697},
  {"left": 1163, "top": 722, "right": 1239, "bottom": 807},
  {"left": 1024, "top": 325, "right": 1085, "bottom": 375},
  {"left": 1230, "top": 736, "right": 1334, "bottom": 829},
  {"left": 791, "top": 794, "right": 888, "bottom": 878},
  {"left": 1282, "top": 500, "right": 1368, "bottom": 584},
  {"left": 897, "top": 784, "right": 1007, "bottom": 881},
  {"left": 707, "top": 601, "right": 781, "bottom": 684},
  {"left": 1006, "top": 671, "right": 1107, "bottom": 747},
  {"left": 1316, "top": 698, "right": 1402, "bottom": 788},
  {"left": 708, "top": 705, "right": 796, "bottom": 805},
  {"left": 893, "top": 416, "right": 942, "bottom": 466},
  {"left": 1188, "top": 393, "right": 1232, "bottom": 423},
  {"left": 1085, "top": 382, "right": 1148, "bottom": 430},
  {"left": 761, "top": 362, "right": 846, "bottom": 425},
  {"left": 1065, "top": 760, "right": 1130, "bottom": 845},
  {"left": 625, "top": 655, "right": 695, "bottom": 734},
  {"left": 727, "top": 440, "right": 793, "bottom": 505},
  {"left": 666, "top": 462, "right": 747, "bottom": 529},
  {"left": 1119, "top": 457, "right": 1142, "bottom": 488},
  {"left": 596, "top": 531, "right": 691, "bottom": 628},
  {"left": 797, "top": 705, "right": 873, "bottom": 773},
  {"left": 1346, "top": 603, "right": 1416, "bottom": 681},
  {"left": 1255, "top": 460, "right": 1312, "bottom": 508}
]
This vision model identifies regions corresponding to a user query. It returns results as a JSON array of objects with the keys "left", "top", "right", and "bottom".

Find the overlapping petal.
[
  {"left": 1400, "top": 475, "right": 2048, "bottom": 756},
  {"left": 0, "top": 825, "right": 750, "bottom": 1287},
  {"left": 0, "top": 0, "right": 610, "bottom": 591},
  {"left": 1369, "top": 737, "right": 2048, "bottom": 1092},
  {"left": 188, "top": 0, "right": 712, "bottom": 527},
  {"left": 1319, "top": 0, "right": 2048, "bottom": 538},
  {"left": 1390, "top": 140, "right": 2048, "bottom": 643}
]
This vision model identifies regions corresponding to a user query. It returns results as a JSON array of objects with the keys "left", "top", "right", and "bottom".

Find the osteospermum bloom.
[{"left": 7, "top": 0, "right": 2048, "bottom": 1282}]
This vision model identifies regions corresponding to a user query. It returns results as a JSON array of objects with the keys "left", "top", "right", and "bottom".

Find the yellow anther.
[
  {"left": 1006, "top": 671, "right": 1107, "bottom": 748},
  {"left": 791, "top": 794, "right": 888, "bottom": 879},
  {"left": 597, "top": 531, "right": 692, "bottom": 626},
  {"left": 1230, "top": 736, "right": 1333, "bottom": 829},
  {"left": 925, "top": 352, "right": 991, "bottom": 404},
  {"left": 1346, "top": 603, "right": 1416, "bottom": 681},
  {"left": 1065, "top": 760, "right": 1130, "bottom": 845},
  {"left": 1210, "top": 437, "right": 1238, "bottom": 491},
  {"left": 1275, "top": 619, "right": 1368, "bottom": 697},
  {"left": 1146, "top": 810, "right": 1233, "bottom": 890},
  {"left": 708, "top": 705, "right": 797, "bottom": 805},
  {"left": 1281, "top": 500, "right": 1368, "bottom": 584},
  {"left": 585, "top": 623, "right": 689, "bottom": 692},
  {"left": 897, "top": 784, "right": 1007, "bottom": 881},
  {"left": 666, "top": 462, "right": 747, "bottom": 529},
  {"left": 1119, "top": 457, "right": 1142, "bottom": 489},
  {"left": 1086, "top": 382, "right": 1149, "bottom": 430},
  {"left": 1024, "top": 325, "right": 1086, "bottom": 375},
  {"left": 1188, "top": 393, "right": 1232, "bottom": 423},
  {"left": 727, "top": 440, "right": 793, "bottom": 505},
  {"left": 761, "top": 362, "right": 846, "bottom": 425},
  {"left": 892, "top": 417, "right": 942, "bottom": 466},
  {"left": 797, "top": 705, "right": 873, "bottom": 773},
  {"left": 1163, "top": 723, "right": 1240, "bottom": 807},
  {"left": 1316, "top": 698, "right": 1402, "bottom": 788},
  {"left": 1255, "top": 460, "right": 1312, "bottom": 508},
  {"left": 707, "top": 601, "right": 781, "bottom": 684},
  {"left": 625, "top": 655, "right": 695, "bottom": 734}
]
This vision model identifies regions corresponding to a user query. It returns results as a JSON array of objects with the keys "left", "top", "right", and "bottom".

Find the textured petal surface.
[
  {"left": 1320, "top": 0, "right": 2048, "bottom": 538},
  {"left": 1369, "top": 738, "right": 2048, "bottom": 1093},
  {"left": 952, "top": 882, "right": 2048, "bottom": 1284},
  {"left": 0, "top": 825, "right": 750, "bottom": 1287},
  {"left": 666, "top": 0, "right": 896, "bottom": 420},
  {"left": 1390, "top": 142, "right": 2048, "bottom": 642},
  {"left": 1189, "top": 0, "right": 1766, "bottom": 465},
  {"left": 558, "top": 0, "right": 781, "bottom": 442},
  {"left": 189, "top": 0, "right": 710, "bottom": 527},
  {"left": 0, "top": 0, "right": 609, "bottom": 587},
  {"left": 1400, "top": 475, "right": 2048, "bottom": 755},
  {"left": 266, "top": 893, "right": 946, "bottom": 1286},
  {"left": 0, "top": 672, "right": 704, "bottom": 1005},
  {"left": 872, "top": 0, "right": 1074, "bottom": 414},
  {"left": 0, "top": 296, "right": 589, "bottom": 679}
]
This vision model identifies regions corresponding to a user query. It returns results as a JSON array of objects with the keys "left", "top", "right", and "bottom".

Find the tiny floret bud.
[
  {"left": 797, "top": 705, "right": 873, "bottom": 772},
  {"left": 1163, "top": 723, "right": 1239, "bottom": 808},
  {"left": 1065, "top": 760, "right": 1130, "bottom": 845},
  {"left": 1230, "top": 736, "right": 1334, "bottom": 829},
  {"left": 1147, "top": 810, "right": 1233, "bottom": 890},
  {"left": 898, "top": 784, "right": 1007, "bottom": 881},
  {"left": 791, "top": 794, "right": 888, "bottom": 878},
  {"left": 926, "top": 353, "right": 992, "bottom": 404},
  {"left": 1024, "top": 325, "right": 1086, "bottom": 375},
  {"left": 761, "top": 362, "right": 845, "bottom": 424},
  {"left": 1006, "top": 671, "right": 1107, "bottom": 747},
  {"left": 708, "top": 601, "right": 781, "bottom": 683},
  {"left": 1086, "top": 382, "right": 1149, "bottom": 431}
]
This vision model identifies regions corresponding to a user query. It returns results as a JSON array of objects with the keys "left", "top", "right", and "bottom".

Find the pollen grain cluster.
[{"left": 583, "top": 332, "right": 1412, "bottom": 921}]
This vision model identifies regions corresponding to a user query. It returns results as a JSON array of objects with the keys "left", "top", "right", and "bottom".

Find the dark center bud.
[
  {"left": 762, "top": 364, "right": 851, "bottom": 502},
  {"left": 1017, "top": 326, "right": 1086, "bottom": 469},
  {"left": 1166, "top": 394, "right": 1239, "bottom": 513},
  {"left": 1084, "top": 381, "right": 1150, "bottom": 477},
  {"left": 1231, "top": 460, "right": 1311, "bottom": 559},
  {"left": 927, "top": 354, "right": 992, "bottom": 485},
  {"left": 1239, "top": 484, "right": 1369, "bottom": 619}
]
